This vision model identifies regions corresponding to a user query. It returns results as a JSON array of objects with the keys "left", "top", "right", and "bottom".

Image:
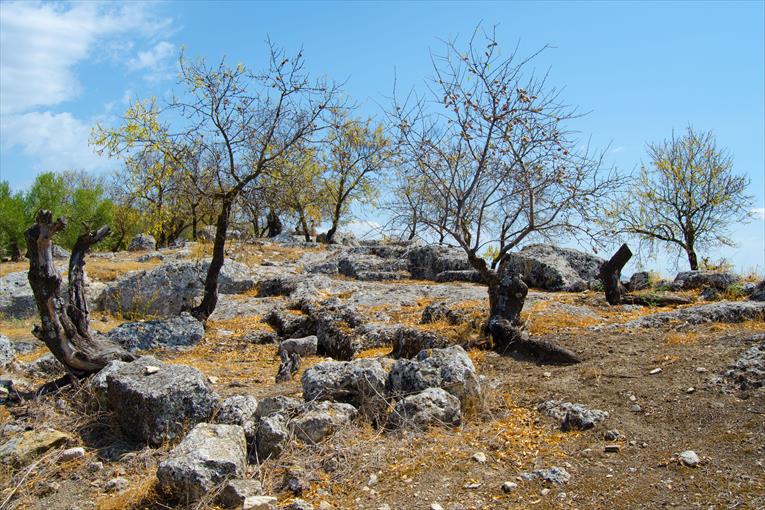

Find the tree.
[
  {"left": 0, "top": 182, "right": 27, "bottom": 260},
  {"left": 391, "top": 28, "right": 621, "bottom": 336},
  {"left": 610, "top": 126, "right": 753, "bottom": 270},
  {"left": 95, "top": 44, "right": 339, "bottom": 320},
  {"left": 320, "top": 109, "right": 392, "bottom": 243}
]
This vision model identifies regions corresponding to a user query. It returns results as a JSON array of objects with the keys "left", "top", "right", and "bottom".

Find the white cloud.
[
  {"left": 0, "top": 2, "right": 171, "bottom": 114},
  {"left": 1, "top": 111, "right": 114, "bottom": 172},
  {"left": 610, "top": 146, "right": 625, "bottom": 154},
  {"left": 128, "top": 41, "right": 176, "bottom": 82},
  {"left": 751, "top": 208, "right": 765, "bottom": 220}
]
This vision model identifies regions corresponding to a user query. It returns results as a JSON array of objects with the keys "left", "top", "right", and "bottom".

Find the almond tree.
[
  {"left": 391, "top": 27, "right": 621, "bottom": 357},
  {"left": 609, "top": 126, "right": 752, "bottom": 270}
]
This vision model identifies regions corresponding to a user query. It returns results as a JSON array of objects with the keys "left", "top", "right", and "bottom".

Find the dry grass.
[
  {"left": 0, "top": 261, "right": 26, "bottom": 277},
  {"left": 85, "top": 258, "right": 162, "bottom": 282}
]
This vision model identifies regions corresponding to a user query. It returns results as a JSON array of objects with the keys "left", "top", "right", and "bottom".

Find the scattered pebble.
[
  {"left": 471, "top": 452, "right": 487, "bottom": 464},
  {"left": 464, "top": 482, "right": 482, "bottom": 489},
  {"left": 144, "top": 366, "right": 160, "bottom": 375},
  {"left": 540, "top": 488, "right": 551, "bottom": 496},
  {"left": 430, "top": 504, "right": 444, "bottom": 510},
  {"left": 501, "top": 481, "right": 518, "bottom": 493},
  {"left": 630, "top": 404, "right": 642, "bottom": 413},
  {"left": 104, "top": 477, "right": 129, "bottom": 493},
  {"left": 208, "top": 376, "right": 220, "bottom": 384},
  {"left": 604, "top": 444, "right": 621, "bottom": 453},
  {"left": 696, "top": 367, "right": 707, "bottom": 373},
  {"left": 604, "top": 429, "right": 623, "bottom": 441},
  {"left": 543, "top": 371, "right": 552, "bottom": 378},
  {"left": 649, "top": 368, "right": 662, "bottom": 375},
  {"left": 367, "top": 473, "right": 378, "bottom": 486},
  {"left": 686, "top": 387, "right": 695, "bottom": 394},
  {"left": 678, "top": 450, "right": 700, "bottom": 467}
]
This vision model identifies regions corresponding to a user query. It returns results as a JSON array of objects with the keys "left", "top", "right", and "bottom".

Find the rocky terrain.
[{"left": 0, "top": 237, "right": 763, "bottom": 509}]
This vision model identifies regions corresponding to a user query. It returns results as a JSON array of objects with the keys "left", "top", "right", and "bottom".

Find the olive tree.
[
  {"left": 391, "top": 28, "right": 621, "bottom": 356},
  {"left": 609, "top": 126, "right": 752, "bottom": 270}
]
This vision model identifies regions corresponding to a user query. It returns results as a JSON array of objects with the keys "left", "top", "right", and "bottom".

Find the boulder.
[
  {"left": 301, "top": 358, "right": 388, "bottom": 419},
  {"left": 104, "top": 356, "right": 219, "bottom": 446},
  {"left": 279, "top": 336, "right": 318, "bottom": 358},
  {"left": 258, "top": 275, "right": 300, "bottom": 297},
  {"left": 0, "top": 335, "right": 14, "bottom": 369},
  {"left": 106, "top": 313, "right": 204, "bottom": 352},
  {"left": 386, "top": 387, "right": 461, "bottom": 430},
  {"left": 628, "top": 271, "right": 654, "bottom": 291},
  {"left": 337, "top": 254, "right": 409, "bottom": 281},
  {"left": 0, "top": 428, "right": 70, "bottom": 466},
  {"left": 255, "top": 414, "right": 290, "bottom": 461},
  {"left": 304, "top": 299, "right": 367, "bottom": 360},
  {"left": 23, "top": 353, "right": 65, "bottom": 379},
  {"left": 0, "top": 271, "right": 36, "bottom": 320},
  {"left": 289, "top": 401, "right": 358, "bottom": 444},
  {"left": 218, "top": 395, "right": 259, "bottom": 439},
  {"left": 501, "top": 244, "right": 604, "bottom": 291},
  {"left": 406, "top": 245, "right": 472, "bottom": 280},
  {"left": 537, "top": 400, "right": 608, "bottom": 431},
  {"left": 98, "top": 260, "right": 256, "bottom": 317},
  {"left": 157, "top": 423, "right": 246, "bottom": 502},
  {"left": 128, "top": 233, "right": 156, "bottom": 252},
  {"left": 672, "top": 270, "right": 739, "bottom": 291},
  {"left": 434, "top": 270, "right": 483, "bottom": 283},
  {"left": 136, "top": 251, "right": 164, "bottom": 262},
  {"left": 625, "top": 301, "right": 765, "bottom": 328},
  {"left": 390, "top": 326, "right": 450, "bottom": 359},
  {"left": 387, "top": 345, "right": 482, "bottom": 412},
  {"left": 519, "top": 466, "right": 571, "bottom": 484},
  {"left": 750, "top": 281, "right": 765, "bottom": 302},
  {"left": 255, "top": 396, "right": 303, "bottom": 419},
  {"left": 243, "top": 330, "right": 280, "bottom": 345}
]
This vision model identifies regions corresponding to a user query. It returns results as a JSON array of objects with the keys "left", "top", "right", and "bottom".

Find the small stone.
[
  {"left": 543, "top": 372, "right": 552, "bottom": 378},
  {"left": 377, "top": 506, "right": 391, "bottom": 510},
  {"left": 628, "top": 395, "right": 637, "bottom": 402},
  {"left": 686, "top": 387, "right": 695, "bottom": 394},
  {"left": 318, "top": 502, "right": 333, "bottom": 510},
  {"left": 431, "top": 504, "right": 445, "bottom": 510},
  {"left": 88, "top": 461, "right": 104, "bottom": 472},
  {"left": 220, "top": 479, "right": 263, "bottom": 507},
  {"left": 463, "top": 482, "right": 482, "bottom": 489},
  {"left": 678, "top": 450, "right": 700, "bottom": 467},
  {"left": 649, "top": 368, "right": 662, "bottom": 375},
  {"left": 287, "top": 500, "right": 314, "bottom": 510},
  {"left": 60, "top": 447, "right": 85, "bottom": 461},
  {"left": 604, "top": 444, "right": 621, "bottom": 453},
  {"left": 471, "top": 452, "right": 487, "bottom": 464},
  {"left": 630, "top": 404, "right": 642, "bottom": 413},
  {"left": 208, "top": 376, "right": 220, "bottom": 384},
  {"left": 144, "top": 365, "right": 160, "bottom": 375},
  {"left": 501, "top": 481, "right": 518, "bottom": 493},
  {"left": 367, "top": 473, "right": 378, "bottom": 486},
  {"left": 695, "top": 367, "right": 707, "bottom": 373},
  {"left": 105, "top": 477, "right": 129, "bottom": 493},
  {"left": 603, "top": 429, "right": 623, "bottom": 441},
  {"left": 541, "top": 488, "right": 551, "bottom": 496},
  {"left": 242, "top": 496, "right": 277, "bottom": 510}
]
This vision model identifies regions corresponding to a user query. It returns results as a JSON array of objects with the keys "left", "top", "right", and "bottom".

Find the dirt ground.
[{"left": 0, "top": 246, "right": 763, "bottom": 510}]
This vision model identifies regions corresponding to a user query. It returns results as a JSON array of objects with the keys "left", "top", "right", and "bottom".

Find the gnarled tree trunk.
[
  {"left": 25, "top": 211, "right": 133, "bottom": 385},
  {"left": 191, "top": 197, "right": 232, "bottom": 321},
  {"left": 266, "top": 209, "right": 282, "bottom": 238},
  {"left": 599, "top": 243, "right": 691, "bottom": 307}
]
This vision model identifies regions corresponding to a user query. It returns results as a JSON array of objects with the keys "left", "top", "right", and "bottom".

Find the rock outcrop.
[
  {"left": 502, "top": 244, "right": 604, "bottom": 291},
  {"left": 106, "top": 313, "right": 204, "bottom": 352}
]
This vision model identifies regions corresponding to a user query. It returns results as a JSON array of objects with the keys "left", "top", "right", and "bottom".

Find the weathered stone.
[
  {"left": 750, "top": 281, "right": 765, "bottom": 301},
  {"left": 387, "top": 345, "right": 482, "bottom": 412},
  {"left": 135, "top": 251, "right": 164, "bottom": 262},
  {"left": 290, "top": 401, "right": 358, "bottom": 444},
  {"left": 0, "top": 428, "right": 70, "bottom": 466},
  {"left": 255, "top": 396, "right": 303, "bottom": 419},
  {"left": 286, "top": 499, "right": 314, "bottom": 510},
  {"left": 625, "top": 301, "right": 765, "bottom": 328},
  {"left": 23, "top": 353, "right": 65, "bottom": 379},
  {"left": 106, "top": 313, "right": 204, "bottom": 352},
  {"left": 434, "top": 270, "right": 483, "bottom": 283},
  {"left": 279, "top": 336, "right": 318, "bottom": 357},
  {"left": 104, "top": 356, "right": 219, "bottom": 446},
  {"left": 128, "top": 233, "right": 156, "bottom": 252},
  {"left": 722, "top": 334, "right": 765, "bottom": 389},
  {"left": 157, "top": 423, "right": 246, "bottom": 502},
  {"left": 60, "top": 446, "right": 85, "bottom": 461},
  {"left": 218, "top": 395, "right": 259, "bottom": 439},
  {"left": 219, "top": 479, "right": 263, "bottom": 508},
  {"left": 243, "top": 330, "right": 279, "bottom": 345},
  {"left": 99, "top": 260, "right": 256, "bottom": 317},
  {"left": 337, "top": 254, "right": 410, "bottom": 280},
  {"left": 628, "top": 271, "right": 654, "bottom": 291},
  {"left": 0, "top": 270, "right": 36, "bottom": 319},
  {"left": 301, "top": 358, "right": 388, "bottom": 419},
  {"left": 520, "top": 466, "right": 571, "bottom": 484},
  {"left": 672, "top": 270, "right": 739, "bottom": 291},
  {"left": 243, "top": 496, "right": 278, "bottom": 510},
  {"left": 266, "top": 309, "right": 315, "bottom": 338},
  {"left": 390, "top": 326, "right": 450, "bottom": 359},
  {"left": 502, "top": 244, "right": 604, "bottom": 291},
  {"left": 678, "top": 450, "right": 700, "bottom": 467},
  {"left": 537, "top": 400, "right": 608, "bottom": 431},
  {"left": 255, "top": 414, "right": 289, "bottom": 461},
  {"left": 406, "top": 245, "right": 472, "bottom": 281},
  {"left": 51, "top": 244, "right": 70, "bottom": 260},
  {"left": 105, "top": 477, "right": 129, "bottom": 493},
  {"left": 0, "top": 335, "right": 14, "bottom": 368},
  {"left": 386, "top": 387, "right": 461, "bottom": 430}
]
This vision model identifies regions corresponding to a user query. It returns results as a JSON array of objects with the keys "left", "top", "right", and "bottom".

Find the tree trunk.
[
  {"left": 192, "top": 197, "right": 232, "bottom": 321},
  {"left": 9, "top": 240, "right": 21, "bottom": 261},
  {"left": 266, "top": 209, "right": 282, "bottom": 238},
  {"left": 600, "top": 244, "right": 692, "bottom": 307},
  {"left": 687, "top": 248, "right": 698, "bottom": 271},
  {"left": 191, "top": 205, "right": 198, "bottom": 241},
  {"left": 298, "top": 209, "right": 311, "bottom": 242},
  {"left": 599, "top": 243, "right": 632, "bottom": 305},
  {"left": 25, "top": 210, "right": 133, "bottom": 380}
]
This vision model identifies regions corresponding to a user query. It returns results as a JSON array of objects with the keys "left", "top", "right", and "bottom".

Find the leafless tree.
[{"left": 390, "top": 27, "right": 622, "bottom": 357}]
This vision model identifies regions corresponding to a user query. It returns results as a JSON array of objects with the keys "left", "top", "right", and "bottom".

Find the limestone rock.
[
  {"left": 128, "top": 233, "right": 156, "bottom": 252},
  {"left": 672, "top": 270, "right": 739, "bottom": 291},
  {"left": 301, "top": 358, "right": 388, "bottom": 419},
  {"left": 502, "top": 244, "right": 604, "bottom": 292},
  {"left": 537, "top": 400, "right": 608, "bottom": 431},
  {"left": 290, "top": 401, "right": 358, "bottom": 444},
  {"left": 157, "top": 423, "right": 246, "bottom": 502},
  {"left": 0, "top": 428, "right": 70, "bottom": 466},
  {"left": 386, "top": 387, "right": 461, "bottom": 429},
  {"left": 106, "top": 313, "right": 204, "bottom": 352},
  {"left": 218, "top": 395, "right": 259, "bottom": 439},
  {"left": 279, "top": 335, "right": 318, "bottom": 357}
]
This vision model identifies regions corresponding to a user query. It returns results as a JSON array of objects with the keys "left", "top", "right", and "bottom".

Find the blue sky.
[{"left": 1, "top": 1, "right": 763, "bottom": 273}]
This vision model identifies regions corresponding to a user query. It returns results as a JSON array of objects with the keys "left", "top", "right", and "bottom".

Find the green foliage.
[{"left": 0, "top": 182, "right": 28, "bottom": 258}]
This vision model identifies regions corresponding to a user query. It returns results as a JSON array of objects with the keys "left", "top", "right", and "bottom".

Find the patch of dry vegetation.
[{"left": 0, "top": 261, "right": 26, "bottom": 277}]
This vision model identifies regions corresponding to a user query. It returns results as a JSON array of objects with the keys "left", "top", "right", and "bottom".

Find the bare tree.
[
  {"left": 609, "top": 126, "right": 753, "bottom": 270},
  {"left": 391, "top": 27, "right": 621, "bottom": 358}
]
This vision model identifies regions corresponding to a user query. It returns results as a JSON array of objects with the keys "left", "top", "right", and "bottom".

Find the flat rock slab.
[
  {"left": 625, "top": 301, "right": 765, "bottom": 328},
  {"left": 106, "top": 313, "right": 204, "bottom": 352},
  {"left": 502, "top": 244, "right": 603, "bottom": 292},
  {"left": 0, "top": 428, "right": 70, "bottom": 467},
  {"left": 157, "top": 423, "right": 247, "bottom": 502}
]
